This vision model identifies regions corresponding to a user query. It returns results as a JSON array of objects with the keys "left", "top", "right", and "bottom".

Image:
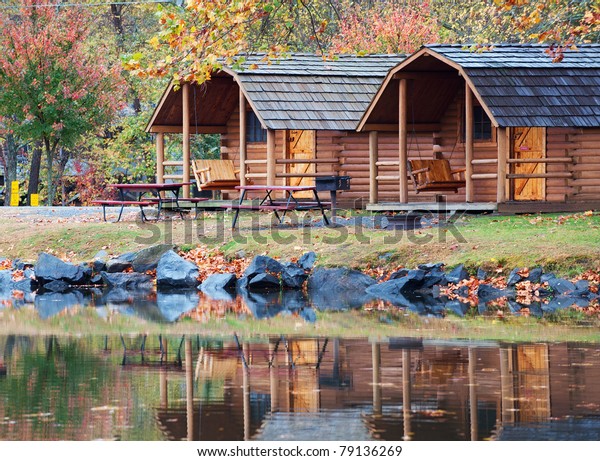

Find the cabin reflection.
[{"left": 146, "top": 337, "right": 600, "bottom": 441}]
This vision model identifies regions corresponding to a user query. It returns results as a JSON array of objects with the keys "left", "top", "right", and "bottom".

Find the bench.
[
  {"left": 92, "top": 200, "right": 153, "bottom": 223},
  {"left": 146, "top": 197, "right": 209, "bottom": 218}
]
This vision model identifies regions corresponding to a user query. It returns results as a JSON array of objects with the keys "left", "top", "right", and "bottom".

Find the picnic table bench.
[{"left": 227, "top": 185, "right": 330, "bottom": 228}]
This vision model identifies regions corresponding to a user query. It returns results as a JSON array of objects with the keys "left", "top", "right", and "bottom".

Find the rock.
[
  {"left": 446, "top": 264, "right": 469, "bottom": 284},
  {"left": 477, "top": 284, "right": 511, "bottom": 303},
  {"left": 476, "top": 267, "right": 488, "bottom": 281},
  {"left": 282, "top": 290, "right": 309, "bottom": 310},
  {"left": 421, "top": 269, "right": 447, "bottom": 289},
  {"left": 34, "top": 252, "right": 90, "bottom": 286},
  {"left": 298, "top": 251, "right": 317, "bottom": 271},
  {"left": 100, "top": 272, "right": 153, "bottom": 289},
  {"left": 90, "top": 274, "right": 104, "bottom": 285},
  {"left": 13, "top": 258, "right": 33, "bottom": 271},
  {"left": 130, "top": 244, "right": 175, "bottom": 272},
  {"left": 92, "top": 250, "right": 109, "bottom": 272},
  {"left": 366, "top": 271, "right": 426, "bottom": 299},
  {"left": 281, "top": 263, "right": 308, "bottom": 289},
  {"left": 418, "top": 262, "right": 445, "bottom": 271},
  {"left": 42, "top": 280, "right": 71, "bottom": 293},
  {"left": 105, "top": 258, "right": 133, "bottom": 273},
  {"left": 574, "top": 280, "right": 591, "bottom": 297},
  {"left": 242, "top": 291, "right": 284, "bottom": 319},
  {"left": 457, "top": 285, "right": 469, "bottom": 298},
  {"left": 388, "top": 268, "right": 409, "bottom": 280},
  {"left": 507, "top": 300, "right": 523, "bottom": 313},
  {"left": 243, "top": 255, "right": 284, "bottom": 278},
  {"left": 248, "top": 273, "right": 280, "bottom": 291},
  {"left": 201, "top": 273, "right": 237, "bottom": 292},
  {"left": 506, "top": 268, "right": 523, "bottom": 287},
  {"left": 541, "top": 273, "right": 556, "bottom": 283},
  {"left": 237, "top": 276, "right": 250, "bottom": 292},
  {"left": 307, "top": 268, "right": 376, "bottom": 310},
  {"left": 156, "top": 250, "right": 199, "bottom": 288},
  {"left": 235, "top": 249, "right": 247, "bottom": 259},
  {"left": 525, "top": 267, "right": 543, "bottom": 283},
  {"left": 548, "top": 277, "right": 576, "bottom": 295},
  {"left": 35, "top": 290, "right": 87, "bottom": 319},
  {"left": 445, "top": 300, "right": 470, "bottom": 317},
  {"left": 0, "top": 270, "right": 11, "bottom": 288}
]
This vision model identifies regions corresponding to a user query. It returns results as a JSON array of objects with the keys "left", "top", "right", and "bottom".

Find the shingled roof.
[
  {"left": 146, "top": 54, "right": 403, "bottom": 133},
  {"left": 429, "top": 44, "right": 600, "bottom": 127}
]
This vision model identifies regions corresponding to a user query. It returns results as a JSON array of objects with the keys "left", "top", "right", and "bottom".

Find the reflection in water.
[{"left": 1, "top": 335, "right": 600, "bottom": 441}]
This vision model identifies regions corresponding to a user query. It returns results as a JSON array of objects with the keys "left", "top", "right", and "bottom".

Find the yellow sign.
[
  {"left": 10, "top": 181, "right": 19, "bottom": 207},
  {"left": 30, "top": 194, "right": 39, "bottom": 207}
]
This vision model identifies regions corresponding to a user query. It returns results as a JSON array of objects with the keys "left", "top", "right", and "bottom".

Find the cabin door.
[
  {"left": 511, "top": 127, "right": 546, "bottom": 201},
  {"left": 286, "top": 130, "right": 316, "bottom": 198}
]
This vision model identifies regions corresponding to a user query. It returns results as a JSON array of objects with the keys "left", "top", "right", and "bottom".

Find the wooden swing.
[
  {"left": 408, "top": 159, "right": 466, "bottom": 193},
  {"left": 192, "top": 159, "right": 242, "bottom": 190}
]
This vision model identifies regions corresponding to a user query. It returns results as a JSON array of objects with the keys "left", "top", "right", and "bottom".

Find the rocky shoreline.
[{"left": 1, "top": 244, "right": 599, "bottom": 322}]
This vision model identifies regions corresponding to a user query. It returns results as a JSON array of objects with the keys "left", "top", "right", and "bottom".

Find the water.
[{"left": 1, "top": 335, "right": 600, "bottom": 441}]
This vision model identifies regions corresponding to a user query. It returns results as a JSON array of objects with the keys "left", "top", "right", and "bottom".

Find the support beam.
[
  {"left": 267, "top": 128, "right": 276, "bottom": 185},
  {"left": 465, "top": 84, "right": 474, "bottom": 202},
  {"left": 369, "top": 131, "right": 378, "bottom": 204},
  {"left": 239, "top": 89, "right": 247, "bottom": 187},
  {"left": 497, "top": 127, "right": 508, "bottom": 203},
  {"left": 398, "top": 79, "right": 408, "bottom": 203},
  {"left": 182, "top": 83, "right": 191, "bottom": 198},
  {"left": 156, "top": 132, "right": 165, "bottom": 185}
]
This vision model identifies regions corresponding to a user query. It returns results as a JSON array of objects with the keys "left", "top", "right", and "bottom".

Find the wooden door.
[
  {"left": 511, "top": 127, "right": 546, "bottom": 201},
  {"left": 286, "top": 130, "right": 316, "bottom": 198}
]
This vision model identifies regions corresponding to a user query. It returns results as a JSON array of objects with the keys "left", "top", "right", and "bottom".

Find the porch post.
[
  {"left": 399, "top": 79, "right": 408, "bottom": 203},
  {"left": 369, "top": 130, "right": 378, "bottom": 204},
  {"left": 497, "top": 127, "right": 507, "bottom": 203},
  {"left": 267, "top": 128, "right": 276, "bottom": 185},
  {"left": 465, "top": 84, "right": 474, "bottom": 202},
  {"left": 239, "top": 88, "right": 247, "bottom": 187},
  {"left": 182, "top": 82, "right": 191, "bottom": 198},
  {"left": 156, "top": 132, "right": 164, "bottom": 185}
]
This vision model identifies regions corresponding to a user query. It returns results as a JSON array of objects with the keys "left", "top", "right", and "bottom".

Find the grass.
[{"left": 2, "top": 209, "right": 599, "bottom": 276}]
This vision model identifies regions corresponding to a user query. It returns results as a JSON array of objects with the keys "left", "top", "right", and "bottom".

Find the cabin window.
[
  {"left": 462, "top": 105, "right": 494, "bottom": 143},
  {"left": 246, "top": 111, "right": 267, "bottom": 143}
]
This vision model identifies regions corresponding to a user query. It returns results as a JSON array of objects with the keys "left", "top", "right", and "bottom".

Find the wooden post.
[
  {"left": 185, "top": 338, "right": 194, "bottom": 441},
  {"left": 182, "top": 83, "right": 191, "bottom": 198},
  {"left": 372, "top": 342, "right": 382, "bottom": 416},
  {"left": 239, "top": 89, "right": 247, "bottom": 187},
  {"left": 402, "top": 349, "right": 412, "bottom": 441},
  {"left": 156, "top": 132, "right": 165, "bottom": 184},
  {"left": 398, "top": 79, "right": 408, "bottom": 203},
  {"left": 497, "top": 127, "right": 508, "bottom": 203},
  {"left": 369, "top": 131, "right": 378, "bottom": 204},
  {"left": 267, "top": 128, "right": 276, "bottom": 185},
  {"left": 468, "top": 347, "right": 478, "bottom": 441},
  {"left": 465, "top": 84, "right": 474, "bottom": 202}
]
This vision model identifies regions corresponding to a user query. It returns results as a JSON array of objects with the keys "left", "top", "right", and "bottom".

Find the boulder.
[
  {"left": 476, "top": 267, "right": 488, "bottom": 281},
  {"left": 243, "top": 255, "right": 284, "bottom": 278},
  {"left": 35, "top": 290, "right": 87, "bottom": 319},
  {"left": 540, "top": 273, "right": 556, "bottom": 283},
  {"left": 242, "top": 291, "right": 284, "bottom": 319},
  {"left": 156, "top": 289, "right": 199, "bottom": 322},
  {"left": 298, "top": 251, "right": 317, "bottom": 271},
  {"left": 105, "top": 258, "right": 133, "bottom": 273},
  {"left": 446, "top": 264, "right": 469, "bottom": 284},
  {"left": 248, "top": 273, "right": 280, "bottom": 291},
  {"left": 100, "top": 272, "right": 153, "bottom": 289},
  {"left": 418, "top": 262, "right": 445, "bottom": 271},
  {"left": 543, "top": 295, "right": 576, "bottom": 312},
  {"left": 308, "top": 267, "right": 376, "bottom": 310},
  {"left": 130, "top": 244, "right": 175, "bottom": 272},
  {"left": 548, "top": 277, "right": 576, "bottom": 295},
  {"left": 388, "top": 268, "right": 409, "bottom": 280},
  {"left": 445, "top": 300, "right": 470, "bottom": 317},
  {"left": 34, "top": 252, "right": 90, "bottom": 286},
  {"left": 367, "top": 271, "right": 426, "bottom": 299},
  {"left": 525, "top": 267, "right": 543, "bottom": 284},
  {"left": 421, "top": 269, "right": 447, "bottom": 289},
  {"left": 200, "top": 273, "right": 237, "bottom": 292},
  {"left": 506, "top": 268, "right": 523, "bottom": 287},
  {"left": 0, "top": 270, "right": 10, "bottom": 288},
  {"left": 281, "top": 263, "right": 308, "bottom": 289},
  {"left": 156, "top": 250, "right": 199, "bottom": 288},
  {"left": 92, "top": 250, "right": 109, "bottom": 272}
]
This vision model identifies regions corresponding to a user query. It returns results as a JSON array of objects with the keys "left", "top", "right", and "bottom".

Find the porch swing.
[{"left": 406, "top": 86, "right": 466, "bottom": 194}]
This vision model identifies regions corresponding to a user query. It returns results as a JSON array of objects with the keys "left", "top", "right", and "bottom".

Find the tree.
[
  {"left": 328, "top": 1, "right": 439, "bottom": 55},
  {"left": 0, "top": 1, "right": 126, "bottom": 205}
]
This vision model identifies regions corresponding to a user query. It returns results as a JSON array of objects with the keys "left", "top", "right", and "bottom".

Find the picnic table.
[
  {"left": 93, "top": 182, "right": 207, "bottom": 222},
  {"left": 228, "top": 185, "right": 330, "bottom": 228}
]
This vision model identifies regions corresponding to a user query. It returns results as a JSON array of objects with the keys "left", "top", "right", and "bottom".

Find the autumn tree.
[
  {"left": 0, "top": 0, "right": 126, "bottom": 205},
  {"left": 328, "top": 1, "right": 439, "bottom": 55}
]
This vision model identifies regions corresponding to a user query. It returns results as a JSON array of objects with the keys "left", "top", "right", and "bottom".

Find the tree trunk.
[
  {"left": 2, "top": 135, "right": 18, "bottom": 206},
  {"left": 27, "top": 141, "right": 43, "bottom": 204},
  {"left": 57, "top": 147, "right": 70, "bottom": 206},
  {"left": 45, "top": 138, "right": 55, "bottom": 206}
]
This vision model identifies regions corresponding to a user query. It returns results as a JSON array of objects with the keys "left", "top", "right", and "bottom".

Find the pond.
[{"left": 1, "top": 335, "right": 600, "bottom": 441}]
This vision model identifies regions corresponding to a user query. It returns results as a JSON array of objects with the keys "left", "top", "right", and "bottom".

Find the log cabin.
[
  {"left": 358, "top": 44, "right": 600, "bottom": 213},
  {"left": 146, "top": 54, "right": 402, "bottom": 203}
]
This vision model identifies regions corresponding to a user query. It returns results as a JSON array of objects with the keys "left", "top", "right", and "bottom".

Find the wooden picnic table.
[
  {"left": 229, "top": 185, "right": 330, "bottom": 228},
  {"left": 93, "top": 182, "right": 207, "bottom": 222}
]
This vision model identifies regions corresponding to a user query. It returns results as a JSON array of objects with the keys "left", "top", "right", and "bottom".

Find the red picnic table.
[
  {"left": 228, "top": 185, "right": 330, "bottom": 228},
  {"left": 93, "top": 182, "right": 207, "bottom": 222}
]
